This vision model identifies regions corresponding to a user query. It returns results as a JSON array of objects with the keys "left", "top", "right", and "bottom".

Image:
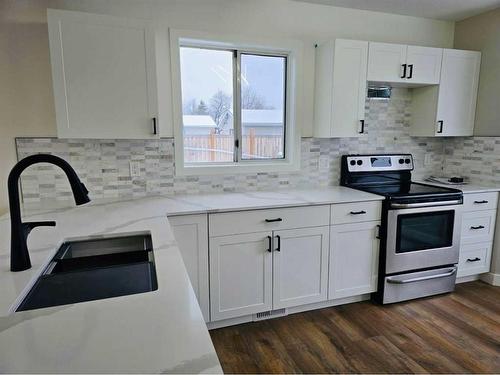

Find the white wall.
[
  {"left": 454, "top": 7, "right": 500, "bottom": 136},
  {"left": 0, "top": 0, "right": 454, "bottom": 213}
]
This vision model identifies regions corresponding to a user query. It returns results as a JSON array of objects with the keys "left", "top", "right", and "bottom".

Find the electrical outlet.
[
  {"left": 319, "top": 156, "right": 330, "bottom": 170},
  {"left": 424, "top": 154, "right": 432, "bottom": 166},
  {"left": 129, "top": 161, "right": 141, "bottom": 178}
]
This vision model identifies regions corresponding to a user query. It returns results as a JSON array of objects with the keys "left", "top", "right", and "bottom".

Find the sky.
[{"left": 180, "top": 47, "right": 286, "bottom": 110}]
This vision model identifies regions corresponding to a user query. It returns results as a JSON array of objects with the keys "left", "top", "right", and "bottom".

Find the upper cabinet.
[
  {"left": 367, "top": 42, "right": 442, "bottom": 85},
  {"left": 410, "top": 49, "right": 481, "bottom": 137},
  {"left": 47, "top": 9, "right": 162, "bottom": 139},
  {"left": 314, "top": 39, "right": 368, "bottom": 138}
]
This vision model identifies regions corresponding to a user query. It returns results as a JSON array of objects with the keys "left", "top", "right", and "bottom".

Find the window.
[{"left": 179, "top": 46, "right": 287, "bottom": 164}]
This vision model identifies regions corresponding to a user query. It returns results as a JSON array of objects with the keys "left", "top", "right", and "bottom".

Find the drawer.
[
  {"left": 209, "top": 205, "right": 330, "bottom": 237},
  {"left": 461, "top": 210, "right": 496, "bottom": 244},
  {"left": 458, "top": 242, "right": 492, "bottom": 277},
  {"left": 331, "top": 201, "right": 382, "bottom": 225},
  {"left": 463, "top": 192, "right": 498, "bottom": 212}
]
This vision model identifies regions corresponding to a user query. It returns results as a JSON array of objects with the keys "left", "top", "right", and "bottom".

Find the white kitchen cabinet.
[
  {"left": 329, "top": 221, "right": 380, "bottom": 299},
  {"left": 367, "top": 42, "right": 407, "bottom": 84},
  {"left": 168, "top": 214, "right": 210, "bottom": 322},
  {"left": 209, "top": 232, "right": 273, "bottom": 321},
  {"left": 314, "top": 39, "right": 368, "bottom": 137},
  {"left": 367, "top": 42, "right": 442, "bottom": 85},
  {"left": 411, "top": 49, "right": 481, "bottom": 137},
  {"left": 406, "top": 46, "right": 443, "bottom": 84},
  {"left": 457, "top": 192, "right": 497, "bottom": 279},
  {"left": 272, "top": 227, "right": 329, "bottom": 309},
  {"left": 47, "top": 9, "right": 160, "bottom": 139}
]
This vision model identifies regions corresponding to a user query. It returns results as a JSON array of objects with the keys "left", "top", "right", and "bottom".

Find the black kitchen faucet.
[{"left": 8, "top": 154, "right": 90, "bottom": 271}]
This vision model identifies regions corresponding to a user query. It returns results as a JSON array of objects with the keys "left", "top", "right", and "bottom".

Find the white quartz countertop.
[{"left": 0, "top": 186, "right": 382, "bottom": 373}]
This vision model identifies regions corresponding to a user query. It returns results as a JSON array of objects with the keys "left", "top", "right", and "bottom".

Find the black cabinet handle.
[
  {"left": 467, "top": 257, "right": 481, "bottom": 262},
  {"left": 350, "top": 210, "right": 367, "bottom": 215},
  {"left": 474, "top": 200, "right": 488, "bottom": 204},
  {"left": 265, "top": 218, "right": 283, "bottom": 223},
  {"left": 267, "top": 236, "right": 272, "bottom": 253},
  {"left": 437, "top": 120, "right": 444, "bottom": 134},
  {"left": 376, "top": 225, "right": 381, "bottom": 239},
  {"left": 407, "top": 64, "right": 413, "bottom": 79},
  {"left": 401, "top": 64, "right": 407, "bottom": 78},
  {"left": 152, "top": 117, "right": 158, "bottom": 135},
  {"left": 470, "top": 225, "right": 485, "bottom": 230},
  {"left": 275, "top": 235, "right": 281, "bottom": 252},
  {"left": 359, "top": 120, "right": 365, "bottom": 134}
]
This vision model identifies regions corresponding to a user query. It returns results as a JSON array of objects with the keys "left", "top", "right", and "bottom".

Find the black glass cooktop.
[{"left": 358, "top": 182, "right": 462, "bottom": 198}]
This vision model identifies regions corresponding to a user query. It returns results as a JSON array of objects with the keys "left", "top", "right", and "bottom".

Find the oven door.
[{"left": 386, "top": 203, "right": 462, "bottom": 274}]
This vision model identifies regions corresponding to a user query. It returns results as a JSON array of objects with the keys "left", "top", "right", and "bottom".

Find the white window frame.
[{"left": 170, "top": 29, "right": 303, "bottom": 176}]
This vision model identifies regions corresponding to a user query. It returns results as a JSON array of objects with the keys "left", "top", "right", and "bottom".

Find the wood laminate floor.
[{"left": 210, "top": 281, "right": 500, "bottom": 373}]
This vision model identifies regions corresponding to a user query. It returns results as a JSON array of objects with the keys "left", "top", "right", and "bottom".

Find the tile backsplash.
[
  {"left": 17, "top": 88, "right": 497, "bottom": 204},
  {"left": 443, "top": 137, "right": 500, "bottom": 186}
]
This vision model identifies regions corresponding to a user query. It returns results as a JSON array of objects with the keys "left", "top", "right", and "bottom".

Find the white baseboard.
[{"left": 480, "top": 272, "right": 500, "bottom": 286}]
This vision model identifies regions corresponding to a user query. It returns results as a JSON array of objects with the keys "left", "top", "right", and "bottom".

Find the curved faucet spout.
[{"left": 8, "top": 154, "right": 91, "bottom": 272}]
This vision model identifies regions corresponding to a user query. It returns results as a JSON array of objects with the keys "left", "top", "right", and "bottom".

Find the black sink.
[{"left": 16, "top": 233, "right": 158, "bottom": 312}]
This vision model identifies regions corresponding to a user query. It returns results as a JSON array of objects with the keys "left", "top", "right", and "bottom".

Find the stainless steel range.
[{"left": 341, "top": 154, "right": 463, "bottom": 304}]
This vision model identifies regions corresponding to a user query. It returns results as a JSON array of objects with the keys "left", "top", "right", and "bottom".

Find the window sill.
[{"left": 175, "top": 159, "right": 300, "bottom": 176}]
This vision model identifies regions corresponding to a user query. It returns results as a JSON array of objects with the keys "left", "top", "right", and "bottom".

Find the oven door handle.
[
  {"left": 390, "top": 199, "right": 462, "bottom": 209},
  {"left": 387, "top": 268, "right": 456, "bottom": 284}
]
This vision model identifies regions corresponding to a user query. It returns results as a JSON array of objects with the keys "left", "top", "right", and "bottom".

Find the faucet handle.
[{"left": 23, "top": 221, "right": 56, "bottom": 235}]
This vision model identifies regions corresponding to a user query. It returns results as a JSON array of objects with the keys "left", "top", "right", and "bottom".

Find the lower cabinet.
[
  {"left": 272, "top": 227, "right": 329, "bottom": 309},
  {"left": 209, "top": 232, "right": 273, "bottom": 321},
  {"left": 329, "top": 221, "right": 381, "bottom": 299},
  {"left": 457, "top": 192, "right": 498, "bottom": 279},
  {"left": 209, "top": 226, "right": 329, "bottom": 321},
  {"left": 168, "top": 214, "right": 210, "bottom": 322}
]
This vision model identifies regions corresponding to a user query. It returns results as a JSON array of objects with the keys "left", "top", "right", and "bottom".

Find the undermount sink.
[{"left": 16, "top": 233, "right": 158, "bottom": 312}]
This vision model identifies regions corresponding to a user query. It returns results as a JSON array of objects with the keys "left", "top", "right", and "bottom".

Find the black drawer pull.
[
  {"left": 376, "top": 225, "right": 381, "bottom": 239},
  {"left": 265, "top": 218, "right": 283, "bottom": 223},
  {"left": 466, "top": 257, "right": 481, "bottom": 262},
  {"left": 470, "top": 225, "right": 485, "bottom": 230},
  {"left": 474, "top": 200, "right": 488, "bottom": 204},
  {"left": 267, "top": 236, "right": 272, "bottom": 253},
  {"left": 350, "top": 210, "right": 366, "bottom": 215}
]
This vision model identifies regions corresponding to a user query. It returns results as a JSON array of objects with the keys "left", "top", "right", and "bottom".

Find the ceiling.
[{"left": 293, "top": 0, "right": 500, "bottom": 21}]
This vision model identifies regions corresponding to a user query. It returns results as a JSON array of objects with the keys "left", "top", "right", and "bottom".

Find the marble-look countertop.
[{"left": 0, "top": 186, "right": 382, "bottom": 373}]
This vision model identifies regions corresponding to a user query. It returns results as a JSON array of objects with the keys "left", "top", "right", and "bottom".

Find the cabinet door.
[
  {"left": 406, "top": 46, "right": 443, "bottom": 84},
  {"left": 367, "top": 42, "right": 407, "bottom": 83},
  {"left": 272, "top": 227, "right": 329, "bottom": 309},
  {"left": 331, "top": 39, "right": 369, "bottom": 137},
  {"left": 209, "top": 232, "right": 272, "bottom": 321},
  {"left": 169, "top": 214, "right": 209, "bottom": 322},
  {"left": 329, "top": 222, "right": 380, "bottom": 299},
  {"left": 436, "top": 49, "right": 481, "bottom": 136},
  {"left": 48, "top": 9, "right": 158, "bottom": 139}
]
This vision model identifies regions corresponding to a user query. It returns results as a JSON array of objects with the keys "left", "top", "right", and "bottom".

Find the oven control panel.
[{"left": 345, "top": 154, "right": 414, "bottom": 172}]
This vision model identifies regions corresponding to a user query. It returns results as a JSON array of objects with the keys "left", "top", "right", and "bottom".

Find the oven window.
[{"left": 396, "top": 211, "right": 455, "bottom": 253}]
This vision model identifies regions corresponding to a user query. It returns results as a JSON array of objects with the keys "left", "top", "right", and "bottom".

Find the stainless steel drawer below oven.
[{"left": 382, "top": 266, "right": 457, "bottom": 304}]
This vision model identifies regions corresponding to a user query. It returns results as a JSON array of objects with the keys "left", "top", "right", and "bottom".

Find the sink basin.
[{"left": 16, "top": 233, "right": 158, "bottom": 312}]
